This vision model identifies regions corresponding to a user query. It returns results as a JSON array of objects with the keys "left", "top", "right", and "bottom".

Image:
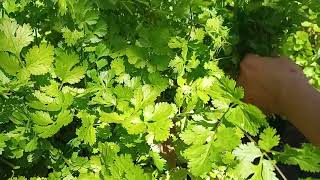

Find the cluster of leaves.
[{"left": 0, "top": 0, "right": 319, "bottom": 179}]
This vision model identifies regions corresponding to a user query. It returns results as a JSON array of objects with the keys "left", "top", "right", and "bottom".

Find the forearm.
[{"left": 281, "top": 81, "right": 320, "bottom": 146}]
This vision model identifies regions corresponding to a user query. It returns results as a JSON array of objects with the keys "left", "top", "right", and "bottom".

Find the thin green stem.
[{"left": 245, "top": 134, "right": 288, "bottom": 180}]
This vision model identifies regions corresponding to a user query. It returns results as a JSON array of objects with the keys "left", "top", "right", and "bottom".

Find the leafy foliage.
[
  {"left": 275, "top": 144, "right": 320, "bottom": 173},
  {"left": 0, "top": 0, "right": 319, "bottom": 179}
]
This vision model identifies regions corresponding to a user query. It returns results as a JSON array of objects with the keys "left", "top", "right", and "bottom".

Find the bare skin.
[{"left": 238, "top": 54, "right": 320, "bottom": 146}]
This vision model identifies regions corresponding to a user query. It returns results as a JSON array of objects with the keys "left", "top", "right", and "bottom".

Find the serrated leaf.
[
  {"left": 184, "top": 142, "right": 214, "bottom": 176},
  {"left": 107, "top": 154, "right": 150, "bottom": 180},
  {"left": 76, "top": 111, "right": 96, "bottom": 146},
  {"left": 110, "top": 58, "right": 125, "bottom": 75},
  {"left": 25, "top": 43, "right": 54, "bottom": 75},
  {"left": 182, "top": 125, "right": 242, "bottom": 176},
  {"left": 233, "top": 142, "right": 263, "bottom": 162},
  {"left": 229, "top": 161, "right": 255, "bottom": 179},
  {"left": 0, "top": 69, "right": 10, "bottom": 84},
  {"left": 169, "top": 56, "right": 185, "bottom": 75},
  {"left": 63, "top": 66, "right": 87, "bottom": 84},
  {"left": 61, "top": 27, "right": 84, "bottom": 46},
  {"left": 0, "top": 51, "right": 21, "bottom": 75},
  {"left": 215, "top": 77, "right": 244, "bottom": 102},
  {"left": 150, "top": 151, "right": 166, "bottom": 171},
  {"left": 30, "top": 111, "right": 54, "bottom": 126},
  {"left": 0, "top": 18, "right": 33, "bottom": 56},
  {"left": 99, "top": 142, "right": 120, "bottom": 165},
  {"left": 225, "top": 103, "right": 267, "bottom": 136},
  {"left": 54, "top": 0, "right": 68, "bottom": 15},
  {"left": 190, "top": 28, "right": 206, "bottom": 42},
  {"left": 261, "top": 160, "right": 278, "bottom": 180},
  {"left": 275, "top": 144, "right": 320, "bottom": 172},
  {"left": 3, "top": 0, "right": 19, "bottom": 14},
  {"left": 99, "top": 112, "right": 124, "bottom": 123},
  {"left": 131, "top": 85, "right": 159, "bottom": 110},
  {"left": 25, "top": 137, "right": 38, "bottom": 152},
  {"left": 144, "top": 102, "right": 177, "bottom": 142},
  {"left": 249, "top": 159, "right": 278, "bottom": 180},
  {"left": 258, "top": 127, "right": 280, "bottom": 152},
  {"left": 54, "top": 51, "right": 86, "bottom": 84},
  {"left": 33, "top": 110, "right": 73, "bottom": 138},
  {"left": 180, "top": 125, "right": 213, "bottom": 145},
  {"left": 122, "top": 113, "right": 146, "bottom": 135},
  {"left": 0, "top": 134, "right": 9, "bottom": 155}
]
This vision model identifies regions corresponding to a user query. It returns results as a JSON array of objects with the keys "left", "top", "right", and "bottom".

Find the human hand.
[{"left": 237, "top": 54, "right": 308, "bottom": 114}]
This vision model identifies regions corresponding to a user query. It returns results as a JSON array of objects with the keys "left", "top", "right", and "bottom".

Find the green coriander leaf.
[
  {"left": 182, "top": 125, "right": 242, "bottom": 176},
  {"left": 30, "top": 111, "right": 54, "bottom": 126},
  {"left": 25, "top": 43, "right": 54, "bottom": 75},
  {"left": 61, "top": 27, "right": 84, "bottom": 46},
  {"left": 275, "top": 144, "right": 320, "bottom": 172},
  {"left": 54, "top": 51, "right": 86, "bottom": 84},
  {"left": 53, "top": 0, "right": 68, "bottom": 15},
  {"left": 0, "top": 51, "right": 21, "bottom": 75},
  {"left": 233, "top": 142, "right": 263, "bottom": 162},
  {"left": 107, "top": 154, "right": 150, "bottom": 180},
  {"left": 229, "top": 161, "right": 255, "bottom": 179},
  {"left": 204, "top": 60, "right": 224, "bottom": 78},
  {"left": 125, "top": 46, "right": 147, "bottom": 68},
  {"left": 214, "top": 126, "right": 243, "bottom": 151},
  {"left": 25, "top": 137, "right": 38, "bottom": 152},
  {"left": 249, "top": 159, "right": 278, "bottom": 180},
  {"left": 99, "top": 112, "right": 124, "bottom": 123},
  {"left": 33, "top": 110, "right": 73, "bottom": 138},
  {"left": 0, "top": 69, "right": 10, "bottom": 84},
  {"left": 122, "top": 113, "right": 146, "bottom": 135},
  {"left": 76, "top": 111, "right": 96, "bottom": 146},
  {"left": 184, "top": 142, "right": 215, "bottom": 176},
  {"left": 144, "top": 102, "right": 177, "bottom": 142},
  {"left": 131, "top": 85, "right": 159, "bottom": 110},
  {"left": 0, "top": 134, "right": 9, "bottom": 155},
  {"left": 110, "top": 58, "right": 125, "bottom": 75},
  {"left": 3, "top": 0, "right": 19, "bottom": 14},
  {"left": 169, "top": 56, "right": 185, "bottom": 75},
  {"left": 150, "top": 151, "right": 166, "bottom": 171},
  {"left": 99, "top": 142, "right": 120, "bottom": 165},
  {"left": 0, "top": 18, "right": 33, "bottom": 56},
  {"left": 258, "top": 127, "right": 280, "bottom": 152},
  {"left": 261, "top": 160, "right": 278, "bottom": 180},
  {"left": 148, "top": 73, "right": 168, "bottom": 92},
  {"left": 216, "top": 77, "right": 244, "bottom": 102},
  {"left": 180, "top": 125, "right": 213, "bottom": 145},
  {"left": 225, "top": 103, "right": 267, "bottom": 136},
  {"left": 190, "top": 28, "right": 206, "bottom": 42}
]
